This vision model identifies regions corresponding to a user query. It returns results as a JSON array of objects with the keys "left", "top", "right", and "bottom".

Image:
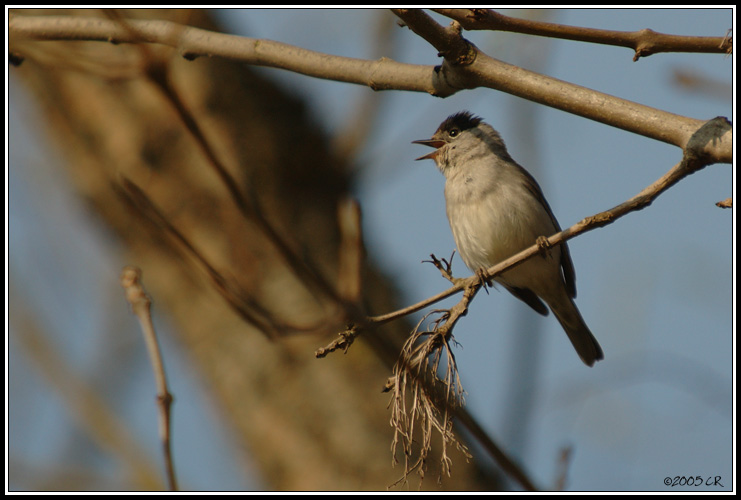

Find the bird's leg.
[
  {"left": 475, "top": 267, "right": 492, "bottom": 294},
  {"left": 536, "top": 235, "right": 551, "bottom": 259}
]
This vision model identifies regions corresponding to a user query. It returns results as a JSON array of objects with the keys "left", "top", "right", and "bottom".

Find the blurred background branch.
[{"left": 8, "top": 8, "right": 500, "bottom": 491}]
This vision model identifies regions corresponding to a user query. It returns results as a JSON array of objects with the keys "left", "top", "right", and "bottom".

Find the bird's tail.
[{"left": 549, "top": 294, "right": 604, "bottom": 367}]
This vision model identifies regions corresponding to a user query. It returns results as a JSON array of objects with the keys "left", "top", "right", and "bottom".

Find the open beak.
[{"left": 412, "top": 139, "right": 445, "bottom": 161}]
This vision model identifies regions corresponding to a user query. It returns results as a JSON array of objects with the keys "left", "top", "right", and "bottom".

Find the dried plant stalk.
[{"left": 388, "top": 311, "right": 472, "bottom": 487}]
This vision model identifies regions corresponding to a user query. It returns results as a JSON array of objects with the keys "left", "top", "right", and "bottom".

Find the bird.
[{"left": 413, "top": 111, "right": 603, "bottom": 366}]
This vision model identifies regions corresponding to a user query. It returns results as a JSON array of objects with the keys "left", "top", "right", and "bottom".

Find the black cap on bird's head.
[
  {"left": 437, "top": 111, "right": 482, "bottom": 135},
  {"left": 412, "top": 111, "right": 483, "bottom": 161}
]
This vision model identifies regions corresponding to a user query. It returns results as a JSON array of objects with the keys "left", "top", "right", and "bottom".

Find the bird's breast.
[{"left": 444, "top": 176, "right": 556, "bottom": 273}]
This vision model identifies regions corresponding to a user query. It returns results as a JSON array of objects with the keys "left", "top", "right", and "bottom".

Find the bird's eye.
[{"left": 448, "top": 128, "right": 459, "bottom": 138}]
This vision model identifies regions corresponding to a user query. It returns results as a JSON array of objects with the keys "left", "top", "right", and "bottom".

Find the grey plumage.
[{"left": 414, "top": 111, "right": 603, "bottom": 366}]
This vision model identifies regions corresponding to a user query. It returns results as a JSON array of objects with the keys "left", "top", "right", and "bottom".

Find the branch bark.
[
  {"left": 392, "top": 9, "right": 732, "bottom": 161},
  {"left": 8, "top": 13, "right": 436, "bottom": 93},
  {"left": 9, "top": 12, "right": 733, "bottom": 163},
  {"left": 434, "top": 9, "right": 732, "bottom": 60},
  {"left": 120, "top": 266, "right": 178, "bottom": 491}
]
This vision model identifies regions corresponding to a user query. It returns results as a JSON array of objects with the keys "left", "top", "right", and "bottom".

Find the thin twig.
[
  {"left": 120, "top": 266, "right": 178, "bottom": 491},
  {"left": 337, "top": 197, "right": 364, "bottom": 307},
  {"left": 554, "top": 445, "right": 573, "bottom": 491},
  {"left": 434, "top": 9, "right": 731, "bottom": 60},
  {"left": 673, "top": 68, "right": 733, "bottom": 101},
  {"left": 716, "top": 197, "right": 732, "bottom": 208}
]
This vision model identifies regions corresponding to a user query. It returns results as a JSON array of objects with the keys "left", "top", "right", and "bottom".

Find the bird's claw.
[{"left": 476, "top": 268, "right": 493, "bottom": 294}]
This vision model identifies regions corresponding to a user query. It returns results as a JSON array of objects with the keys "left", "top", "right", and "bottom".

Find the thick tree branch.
[
  {"left": 393, "top": 9, "right": 732, "bottom": 162},
  {"left": 434, "top": 9, "right": 732, "bottom": 60},
  {"left": 8, "top": 13, "right": 441, "bottom": 94},
  {"left": 9, "top": 13, "right": 733, "bottom": 163},
  {"left": 392, "top": 8, "right": 474, "bottom": 64}
]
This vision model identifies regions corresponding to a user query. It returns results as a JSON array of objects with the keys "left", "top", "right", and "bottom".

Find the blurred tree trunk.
[{"left": 10, "top": 9, "right": 499, "bottom": 490}]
